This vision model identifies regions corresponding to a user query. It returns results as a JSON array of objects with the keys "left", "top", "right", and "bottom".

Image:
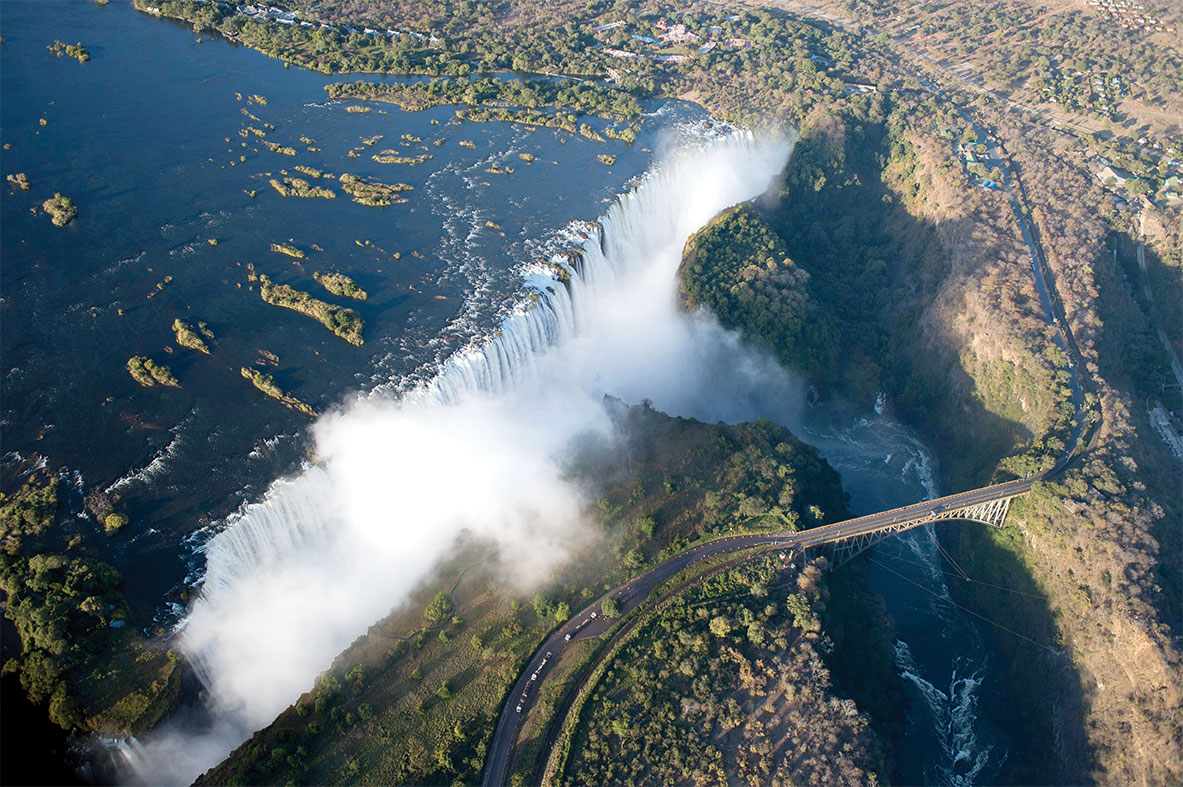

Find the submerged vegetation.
[
  {"left": 240, "top": 367, "right": 316, "bottom": 417},
  {"left": 172, "top": 318, "right": 213, "bottom": 354},
  {"left": 258, "top": 275, "right": 364, "bottom": 346},
  {"left": 41, "top": 194, "right": 77, "bottom": 227},
  {"left": 314, "top": 271, "right": 367, "bottom": 301},
  {"left": 126, "top": 356, "right": 179, "bottom": 388}
]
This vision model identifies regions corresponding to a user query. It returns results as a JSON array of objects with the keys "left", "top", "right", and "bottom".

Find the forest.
[
  {"left": 559, "top": 556, "right": 884, "bottom": 786},
  {"left": 0, "top": 475, "right": 182, "bottom": 736}
]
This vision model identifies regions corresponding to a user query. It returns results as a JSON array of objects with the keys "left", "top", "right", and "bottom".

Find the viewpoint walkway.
[{"left": 480, "top": 472, "right": 1041, "bottom": 787}]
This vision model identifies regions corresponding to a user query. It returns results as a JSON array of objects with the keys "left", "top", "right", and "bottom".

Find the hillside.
[{"left": 679, "top": 95, "right": 1181, "bottom": 782}]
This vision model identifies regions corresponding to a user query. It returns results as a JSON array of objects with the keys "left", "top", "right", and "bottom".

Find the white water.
[
  {"left": 131, "top": 129, "right": 797, "bottom": 784},
  {"left": 803, "top": 413, "right": 1001, "bottom": 783}
]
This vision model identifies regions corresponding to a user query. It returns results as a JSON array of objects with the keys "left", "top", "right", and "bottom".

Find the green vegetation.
[
  {"left": 171, "top": 318, "right": 212, "bottom": 354},
  {"left": 135, "top": 0, "right": 885, "bottom": 129},
  {"left": 193, "top": 404, "right": 865, "bottom": 785},
  {"left": 41, "top": 193, "right": 77, "bottom": 227},
  {"left": 269, "top": 176, "right": 335, "bottom": 199},
  {"left": 270, "top": 242, "right": 306, "bottom": 259},
  {"left": 560, "top": 557, "right": 882, "bottom": 785},
  {"left": 46, "top": 40, "right": 90, "bottom": 62},
  {"left": 326, "top": 78, "right": 641, "bottom": 122},
  {"left": 102, "top": 513, "right": 128, "bottom": 536},
  {"left": 292, "top": 165, "right": 324, "bottom": 179},
  {"left": 126, "top": 356, "right": 179, "bottom": 388},
  {"left": 240, "top": 367, "right": 316, "bottom": 417},
  {"left": 599, "top": 596, "right": 620, "bottom": 618},
  {"left": 338, "top": 173, "right": 411, "bottom": 206},
  {"left": 372, "top": 151, "right": 431, "bottom": 164},
  {"left": 262, "top": 140, "right": 297, "bottom": 156},
  {"left": 681, "top": 204, "right": 835, "bottom": 383},
  {"left": 424, "top": 590, "right": 452, "bottom": 623},
  {"left": 603, "top": 125, "right": 638, "bottom": 144},
  {"left": 7, "top": 172, "right": 30, "bottom": 190},
  {"left": 314, "top": 271, "right": 367, "bottom": 301},
  {"left": 1, "top": 475, "right": 181, "bottom": 734},
  {"left": 258, "top": 275, "right": 364, "bottom": 345}
]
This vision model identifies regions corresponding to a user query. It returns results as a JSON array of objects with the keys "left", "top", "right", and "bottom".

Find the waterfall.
[{"left": 133, "top": 129, "right": 796, "bottom": 785}]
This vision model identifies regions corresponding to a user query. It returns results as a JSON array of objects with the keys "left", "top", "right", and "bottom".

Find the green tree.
[
  {"left": 601, "top": 596, "right": 622, "bottom": 618},
  {"left": 424, "top": 590, "right": 451, "bottom": 623},
  {"left": 553, "top": 601, "right": 570, "bottom": 623}
]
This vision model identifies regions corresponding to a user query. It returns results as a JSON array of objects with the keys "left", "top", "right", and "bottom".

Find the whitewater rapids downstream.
[{"left": 129, "top": 129, "right": 797, "bottom": 784}]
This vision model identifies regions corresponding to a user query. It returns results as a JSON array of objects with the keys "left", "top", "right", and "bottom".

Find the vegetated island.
[
  {"left": 314, "top": 271, "right": 367, "bottom": 301},
  {"left": 269, "top": 176, "right": 335, "bottom": 199},
  {"left": 371, "top": 150, "right": 432, "bottom": 165},
  {"left": 240, "top": 367, "right": 316, "bottom": 417},
  {"left": 172, "top": 318, "right": 214, "bottom": 354},
  {"left": 42, "top": 194, "right": 77, "bottom": 227},
  {"left": 258, "top": 275, "right": 364, "bottom": 346},
  {"left": 262, "top": 140, "right": 297, "bottom": 156},
  {"left": 338, "top": 173, "right": 411, "bottom": 206},
  {"left": 0, "top": 472, "right": 182, "bottom": 736},
  {"left": 7, "top": 173, "right": 31, "bottom": 190},
  {"left": 126, "top": 356, "right": 179, "bottom": 388},
  {"left": 270, "top": 242, "right": 306, "bottom": 259},
  {"left": 46, "top": 40, "right": 90, "bottom": 62}
]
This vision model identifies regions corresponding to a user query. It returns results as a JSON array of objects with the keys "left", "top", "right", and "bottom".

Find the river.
[{"left": 2, "top": 2, "right": 1018, "bottom": 784}]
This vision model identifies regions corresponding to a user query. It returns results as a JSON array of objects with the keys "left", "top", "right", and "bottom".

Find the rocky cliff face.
[{"left": 678, "top": 104, "right": 1181, "bottom": 783}]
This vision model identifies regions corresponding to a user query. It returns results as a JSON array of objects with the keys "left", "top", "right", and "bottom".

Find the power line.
[
  {"left": 877, "top": 549, "right": 1049, "bottom": 600},
  {"left": 933, "top": 538, "right": 971, "bottom": 580},
  {"left": 867, "top": 556, "right": 1061, "bottom": 655}
]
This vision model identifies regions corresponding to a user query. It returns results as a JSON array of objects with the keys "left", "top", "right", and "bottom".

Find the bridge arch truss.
[{"left": 826, "top": 495, "right": 1014, "bottom": 565}]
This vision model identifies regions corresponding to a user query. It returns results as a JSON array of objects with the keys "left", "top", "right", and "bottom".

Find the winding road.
[{"left": 480, "top": 475, "right": 1041, "bottom": 786}]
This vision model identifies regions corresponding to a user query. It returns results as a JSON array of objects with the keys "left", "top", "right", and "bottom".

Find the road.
[
  {"left": 479, "top": 474, "right": 1039, "bottom": 787},
  {"left": 483, "top": 12, "right": 1104, "bottom": 783}
]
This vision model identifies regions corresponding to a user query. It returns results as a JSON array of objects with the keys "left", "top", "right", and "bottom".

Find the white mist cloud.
[{"left": 131, "top": 129, "right": 797, "bottom": 785}]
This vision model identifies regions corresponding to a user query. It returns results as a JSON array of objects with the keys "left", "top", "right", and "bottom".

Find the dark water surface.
[
  {"left": 1, "top": 0, "right": 680, "bottom": 618},
  {"left": 805, "top": 409, "right": 1015, "bottom": 785}
]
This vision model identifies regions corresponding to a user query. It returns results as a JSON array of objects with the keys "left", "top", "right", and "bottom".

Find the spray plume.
[{"left": 129, "top": 128, "right": 797, "bottom": 784}]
